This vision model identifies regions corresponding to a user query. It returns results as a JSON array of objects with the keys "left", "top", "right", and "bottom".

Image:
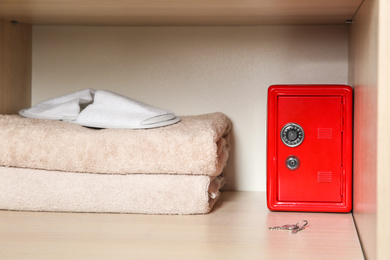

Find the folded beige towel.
[
  {"left": 0, "top": 167, "right": 224, "bottom": 214},
  {"left": 0, "top": 113, "right": 231, "bottom": 176}
]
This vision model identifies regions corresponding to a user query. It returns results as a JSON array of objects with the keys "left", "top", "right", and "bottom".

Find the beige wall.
[{"left": 32, "top": 25, "right": 348, "bottom": 191}]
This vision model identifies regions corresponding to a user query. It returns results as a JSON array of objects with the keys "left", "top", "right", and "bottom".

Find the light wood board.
[
  {"left": 0, "top": 0, "right": 362, "bottom": 26},
  {"left": 0, "top": 191, "right": 364, "bottom": 259},
  {"left": 0, "top": 20, "right": 31, "bottom": 114}
]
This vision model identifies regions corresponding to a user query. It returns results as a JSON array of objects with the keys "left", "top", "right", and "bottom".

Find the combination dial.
[{"left": 281, "top": 123, "right": 304, "bottom": 147}]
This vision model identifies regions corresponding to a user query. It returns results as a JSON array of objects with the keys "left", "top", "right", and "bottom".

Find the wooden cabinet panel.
[
  {"left": 0, "top": 20, "right": 31, "bottom": 114},
  {"left": 0, "top": 0, "right": 362, "bottom": 26}
]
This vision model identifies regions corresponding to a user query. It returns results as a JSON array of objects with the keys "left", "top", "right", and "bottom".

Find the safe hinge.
[{"left": 340, "top": 167, "right": 345, "bottom": 196}]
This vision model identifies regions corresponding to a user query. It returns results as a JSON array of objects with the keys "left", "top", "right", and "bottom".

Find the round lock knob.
[
  {"left": 287, "top": 131, "right": 298, "bottom": 141},
  {"left": 281, "top": 123, "right": 304, "bottom": 147},
  {"left": 285, "top": 156, "right": 300, "bottom": 170}
]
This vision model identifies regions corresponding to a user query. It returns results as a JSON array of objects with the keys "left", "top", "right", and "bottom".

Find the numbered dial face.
[{"left": 281, "top": 123, "right": 304, "bottom": 147}]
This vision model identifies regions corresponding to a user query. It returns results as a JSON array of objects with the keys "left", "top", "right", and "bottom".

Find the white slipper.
[
  {"left": 19, "top": 89, "right": 96, "bottom": 120},
  {"left": 73, "top": 90, "right": 181, "bottom": 129}
]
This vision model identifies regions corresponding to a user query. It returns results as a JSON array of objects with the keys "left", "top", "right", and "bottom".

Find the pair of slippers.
[{"left": 19, "top": 89, "right": 180, "bottom": 129}]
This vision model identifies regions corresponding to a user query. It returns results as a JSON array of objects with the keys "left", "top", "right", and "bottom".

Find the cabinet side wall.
[
  {"left": 0, "top": 20, "right": 31, "bottom": 114},
  {"left": 349, "top": 0, "right": 378, "bottom": 259},
  {"left": 377, "top": 0, "right": 390, "bottom": 258}
]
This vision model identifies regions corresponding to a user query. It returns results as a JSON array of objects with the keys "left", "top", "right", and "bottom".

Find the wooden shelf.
[
  {"left": 0, "top": 191, "right": 364, "bottom": 259},
  {"left": 0, "top": 0, "right": 362, "bottom": 26}
]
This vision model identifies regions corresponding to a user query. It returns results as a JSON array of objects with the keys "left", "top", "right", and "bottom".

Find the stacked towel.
[
  {"left": 0, "top": 167, "right": 224, "bottom": 214},
  {"left": 0, "top": 113, "right": 231, "bottom": 214}
]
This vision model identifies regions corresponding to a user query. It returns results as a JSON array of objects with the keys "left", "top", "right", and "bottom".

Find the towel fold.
[
  {"left": 0, "top": 167, "right": 224, "bottom": 214},
  {"left": 0, "top": 113, "right": 231, "bottom": 176}
]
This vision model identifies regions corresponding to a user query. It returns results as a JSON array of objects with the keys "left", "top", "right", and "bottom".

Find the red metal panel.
[
  {"left": 277, "top": 96, "right": 342, "bottom": 202},
  {"left": 267, "top": 85, "right": 353, "bottom": 212}
]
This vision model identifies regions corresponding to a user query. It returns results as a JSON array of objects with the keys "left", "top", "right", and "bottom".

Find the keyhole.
[{"left": 286, "top": 156, "right": 300, "bottom": 170}]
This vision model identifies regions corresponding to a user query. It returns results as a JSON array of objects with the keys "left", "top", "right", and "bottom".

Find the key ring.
[{"left": 296, "top": 220, "right": 308, "bottom": 228}]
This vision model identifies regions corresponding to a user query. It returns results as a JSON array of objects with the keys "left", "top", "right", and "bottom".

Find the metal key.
[
  {"left": 291, "top": 220, "right": 308, "bottom": 234},
  {"left": 268, "top": 223, "right": 298, "bottom": 230},
  {"left": 269, "top": 220, "right": 308, "bottom": 232}
]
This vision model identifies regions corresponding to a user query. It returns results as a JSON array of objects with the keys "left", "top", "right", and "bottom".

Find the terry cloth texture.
[
  {"left": 0, "top": 113, "right": 231, "bottom": 176},
  {"left": 0, "top": 167, "right": 225, "bottom": 214}
]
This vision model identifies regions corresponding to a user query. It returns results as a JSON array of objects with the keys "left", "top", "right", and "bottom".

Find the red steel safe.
[{"left": 267, "top": 85, "right": 353, "bottom": 212}]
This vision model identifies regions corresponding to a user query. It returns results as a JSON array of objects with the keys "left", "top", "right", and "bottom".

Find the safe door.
[{"left": 267, "top": 85, "right": 352, "bottom": 212}]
